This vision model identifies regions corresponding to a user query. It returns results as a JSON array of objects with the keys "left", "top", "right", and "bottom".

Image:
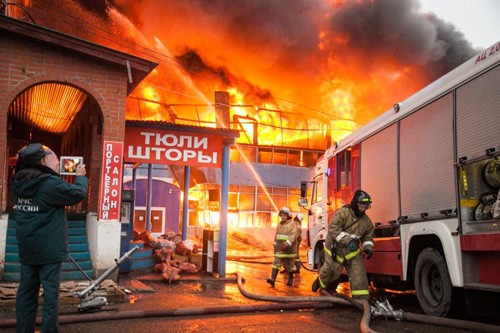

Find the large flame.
[{"left": 13, "top": 0, "right": 476, "bottom": 147}]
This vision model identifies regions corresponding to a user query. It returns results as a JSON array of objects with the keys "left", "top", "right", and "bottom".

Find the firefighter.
[
  {"left": 267, "top": 207, "right": 298, "bottom": 287},
  {"left": 294, "top": 213, "right": 303, "bottom": 274},
  {"left": 312, "top": 190, "right": 374, "bottom": 300}
]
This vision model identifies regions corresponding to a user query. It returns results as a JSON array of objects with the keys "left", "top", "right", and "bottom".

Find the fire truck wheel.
[{"left": 414, "top": 247, "right": 454, "bottom": 317}]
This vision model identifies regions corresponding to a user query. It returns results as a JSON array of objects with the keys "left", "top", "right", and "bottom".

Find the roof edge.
[{"left": 0, "top": 15, "right": 158, "bottom": 94}]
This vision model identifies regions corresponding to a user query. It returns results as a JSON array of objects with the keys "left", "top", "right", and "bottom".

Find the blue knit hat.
[{"left": 19, "top": 143, "right": 51, "bottom": 165}]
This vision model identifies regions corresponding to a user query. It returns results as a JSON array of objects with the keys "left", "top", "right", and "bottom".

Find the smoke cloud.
[
  {"left": 109, "top": 0, "right": 478, "bottom": 121},
  {"left": 324, "top": 0, "right": 476, "bottom": 77}
]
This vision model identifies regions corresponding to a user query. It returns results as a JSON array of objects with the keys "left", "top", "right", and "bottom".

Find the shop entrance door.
[{"left": 133, "top": 207, "right": 165, "bottom": 236}]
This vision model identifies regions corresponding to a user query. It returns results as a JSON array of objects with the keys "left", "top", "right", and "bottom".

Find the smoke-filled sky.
[
  {"left": 10, "top": 0, "right": 495, "bottom": 137},
  {"left": 419, "top": 0, "right": 499, "bottom": 49}
]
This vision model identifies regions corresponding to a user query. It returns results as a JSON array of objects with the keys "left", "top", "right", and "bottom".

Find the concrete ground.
[{"left": 1, "top": 236, "right": 499, "bottom": 332}]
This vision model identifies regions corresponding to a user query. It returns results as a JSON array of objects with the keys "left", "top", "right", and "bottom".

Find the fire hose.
[
  {"left": 0, "top": 272, "right": 373, "bottom": 332},
  {"left": 229, "top": 257, "right": 500, "bottom": 332},
  {"left": 234, "top": 272, "right": 500, "bottom": 333},
  {"left": 234, "top": 272, "right": 377, "bottom": 333},
  {"left": 0, "top": 302, "right": 337, "bottom": 327},
  {"left": 1, "top": 272, "right": 500, "bottom": 332}
]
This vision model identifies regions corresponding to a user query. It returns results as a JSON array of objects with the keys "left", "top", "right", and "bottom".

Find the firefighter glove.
[
  {"left": 364, "top": 248, "right": 373, "bottom": 259},
  {"left": 280, "top": 242, "right": 289, "bottom": 252},
  {"left": 347, "top": 240, "right": 359, "bottom": 252}
]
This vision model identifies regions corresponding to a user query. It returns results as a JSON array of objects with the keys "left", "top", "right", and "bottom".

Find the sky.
[{"left": 419, "top": 0, "right": 500, "bottom": 49}]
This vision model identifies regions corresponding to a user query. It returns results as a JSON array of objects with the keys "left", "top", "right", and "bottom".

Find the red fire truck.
[{"left": 300, "top": 41, "right": 500, "bottom": 317}]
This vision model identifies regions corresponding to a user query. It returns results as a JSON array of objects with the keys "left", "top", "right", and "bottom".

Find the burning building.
[
  {"left": 0, "top": 0, "right": 479, "bottom": 276},
  {"left": 4, "top": 0, "right": 477, "bottom": 138}
]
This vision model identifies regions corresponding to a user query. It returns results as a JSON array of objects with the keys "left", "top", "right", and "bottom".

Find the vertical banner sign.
[{"left": 98, "top": 141, "right": 124, "bottom": 221}]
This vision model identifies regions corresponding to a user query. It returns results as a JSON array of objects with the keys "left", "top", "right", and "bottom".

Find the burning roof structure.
[{"left": 4, "top": 0, "right": 477, "bottom": 148}]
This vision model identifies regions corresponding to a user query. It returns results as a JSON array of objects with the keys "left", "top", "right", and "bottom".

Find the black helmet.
[
  {"left": 351, "top": 190, "right": 372, "bottom": 205},
  {"left": 350, "top": 190, "right": 372, "bottom": 217}
]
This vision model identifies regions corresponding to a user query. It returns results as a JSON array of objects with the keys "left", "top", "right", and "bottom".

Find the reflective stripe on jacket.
[
  {"left": 325, "top": 244, "right": 361, "bottom": 263},
  {"left": 324, "top": 206, "right": 374, "bottom": 260},
  {"left": 273, "top": 218, "right": 298, "bottom": 257}
]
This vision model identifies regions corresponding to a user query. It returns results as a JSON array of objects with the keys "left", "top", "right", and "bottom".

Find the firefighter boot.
[
  {"left": 295, "top": 260, "right": 301, "bottom": 275},
  {"left": 267, "top": 268, "right": 279, "bottom": 287},
  {"left": 286, "top": 271, "right": 294, "bottom": 286},
  {"left": 312, "top": 277, "right": 320, "bottom": 292}
]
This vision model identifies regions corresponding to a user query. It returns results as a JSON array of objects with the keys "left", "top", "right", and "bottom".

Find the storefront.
[{"left": 0, "top": 15, "right": 158, "bottom": 279}]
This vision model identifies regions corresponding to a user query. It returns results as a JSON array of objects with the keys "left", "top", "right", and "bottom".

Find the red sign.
[
  {"left": 124, "top": 127, "right": 223, "bottom": 167},
  {"left": 98, "top": 141, "right": 124, "bottom": 221}
]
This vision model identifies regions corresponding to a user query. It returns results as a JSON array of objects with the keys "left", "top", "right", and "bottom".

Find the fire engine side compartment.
[
  {"left": 461, "top": 233, "right": 500, "bottom": 286},
  {"left": 364, "top": 237, "right": 402, "bottom": 277}
]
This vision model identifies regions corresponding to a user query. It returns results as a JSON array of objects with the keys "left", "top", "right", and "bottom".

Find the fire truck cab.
[{"left": 300, "top": 41, "right": 500, "bottom": 317}]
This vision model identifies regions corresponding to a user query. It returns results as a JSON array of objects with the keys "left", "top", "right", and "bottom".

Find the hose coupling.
[{"left": 370, "top": 298, "right": 403, "bottom": 321}]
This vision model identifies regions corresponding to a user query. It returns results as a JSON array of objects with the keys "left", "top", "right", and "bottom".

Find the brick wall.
[{"left": 0, "top": 35, "right": 129, "bottom": 213}]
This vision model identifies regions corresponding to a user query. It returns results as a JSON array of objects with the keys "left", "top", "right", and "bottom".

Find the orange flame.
[{"left": 17, "top": 0, "right": 461, "bottom": 149}]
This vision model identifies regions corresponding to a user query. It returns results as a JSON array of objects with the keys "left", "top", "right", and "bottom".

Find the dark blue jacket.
[{"left": 13, "top": 166, "right": 88, "bottom": 265}]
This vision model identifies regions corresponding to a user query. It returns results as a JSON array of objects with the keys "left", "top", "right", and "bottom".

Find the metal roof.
[{"left": 126, "top": 120, "right": 241, "bottom": 142}]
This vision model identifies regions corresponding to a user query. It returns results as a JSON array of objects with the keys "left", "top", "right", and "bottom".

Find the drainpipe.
[{"left": 146, "top": 163, "right": 153, "bottom": 231}]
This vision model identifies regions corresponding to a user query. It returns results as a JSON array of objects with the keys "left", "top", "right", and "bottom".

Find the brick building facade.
[
  {"left": 0, "top": 15, "right": 157, "bottom": 212},
  {"left": 0, "top": 15, "right": 157, "bottom": 278}
]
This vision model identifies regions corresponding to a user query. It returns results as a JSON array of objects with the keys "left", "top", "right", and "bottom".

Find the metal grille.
[
  {"left": 399, "top": 93, "right": 455, "bottom": 218},
  {"left": 9, "top": 83, "right": 87, "bottom": 134},
  {"left": 457, "top": 65, "right": 500, "bottom": 160},
  {"left": 360, "top": 124, "right": 399, "bottom": 224}
]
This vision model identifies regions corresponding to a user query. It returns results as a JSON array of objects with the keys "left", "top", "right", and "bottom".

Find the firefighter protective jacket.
[
  {"left": 324, "top": 206, "right": 374, "bottom": 261},
  {"left": 294, "top": 218, "right": 302, "bottom": 244},
  {"left": 273, "top": 218, "right": 298, "bottom": 258}
]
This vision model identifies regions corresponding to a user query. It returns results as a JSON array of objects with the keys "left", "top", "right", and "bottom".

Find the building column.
[{"left": 218, "top": 144, "right": 230, "bottom": 277}]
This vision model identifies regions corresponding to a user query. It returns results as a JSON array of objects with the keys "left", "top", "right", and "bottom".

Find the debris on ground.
[
  {"left": 0, "top": 279, "right": 126, "bottom": 303},
  {"left": 0, "top": 283, "right": 18, "bottom": 299},
  {"left": 134, "top": 230, "right": 203, "bottom": 283}
]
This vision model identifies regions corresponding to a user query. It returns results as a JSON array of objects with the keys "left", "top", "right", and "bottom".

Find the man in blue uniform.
[{"left": 13, "top": 143, "right": 88, "bottom": 333}]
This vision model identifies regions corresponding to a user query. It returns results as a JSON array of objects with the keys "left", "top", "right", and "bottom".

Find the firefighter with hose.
[
  {"left": 312, "top": 190, "right": 374, "bottom": 300},
  {"left": 267, "top": 207, "right": 298, "bottom": 287}
]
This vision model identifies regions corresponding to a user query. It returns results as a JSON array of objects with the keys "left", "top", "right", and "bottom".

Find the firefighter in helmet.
[
  {"left": 267, "top": 207, "right": 298, "bottom": 287},
  {"left": 312, "top": 190, "right": 374, "bottom": 300},
  {"left": 293, "top": 213, "right": 303, "bottom": 274}
]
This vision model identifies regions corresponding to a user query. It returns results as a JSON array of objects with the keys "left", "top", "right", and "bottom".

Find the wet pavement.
[{"left": 1, "top": 242, "right": 500, "bottom": 332}]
